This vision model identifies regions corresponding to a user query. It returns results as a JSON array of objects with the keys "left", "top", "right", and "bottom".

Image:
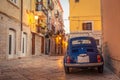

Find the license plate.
[{"left": 77, "top": 54, "right": 89, "bottom": 63}]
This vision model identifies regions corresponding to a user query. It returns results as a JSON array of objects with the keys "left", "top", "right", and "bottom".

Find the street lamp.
[
  {"left": 35, "top": 15, "right": 39, "bottom": 20},
  {"left": 58, "top": 36, "right": 61, "bottom": 40}
]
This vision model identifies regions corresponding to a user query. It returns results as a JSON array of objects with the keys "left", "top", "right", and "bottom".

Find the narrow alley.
[{"left": 0, "top": 55, "right": 119, "bottom": 80}]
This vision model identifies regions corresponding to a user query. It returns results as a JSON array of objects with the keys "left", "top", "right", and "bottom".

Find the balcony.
[
  {"left": 36, "top": 24, "right": 46, "bottom": 34},
  {"left": 48, "top": 0, "right": 54, "bottom": 10},
  {"left": 35, "top": 0, "right": 48, "bottom": 16},
  {"left": 42, "top": 6, "right": 48, "bottom": 16},
  {"left": 54, "top": 10, "right": 59, "bottom": 18}
]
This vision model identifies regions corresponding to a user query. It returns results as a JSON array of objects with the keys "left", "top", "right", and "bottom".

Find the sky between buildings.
[{"left": 60, "top": 0, "right": 70, "bottom": 33}]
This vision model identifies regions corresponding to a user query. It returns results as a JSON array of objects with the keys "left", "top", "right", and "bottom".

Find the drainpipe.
[
  {"left": 20, "top": 0, "right": 23, "bottom": 57},
  {"left": 21, "top": 0, "right": 23, "bottom": 31},
  {"left": 100, "top": 0, "right": 103, "bottom": 53}
]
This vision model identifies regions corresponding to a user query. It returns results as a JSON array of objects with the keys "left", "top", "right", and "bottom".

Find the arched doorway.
[{"left": 8, "top": 29, "right": 16, "bottom": 59}]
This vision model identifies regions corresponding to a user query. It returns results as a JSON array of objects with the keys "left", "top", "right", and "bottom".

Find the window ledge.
[{"left": 7, "top": 0, "right": 19, "bottom": 9}]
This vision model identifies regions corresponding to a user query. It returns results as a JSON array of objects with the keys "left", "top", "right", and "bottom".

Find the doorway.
[
  {"left": 21, "top": 32, "right": 27, "bottom": 57},
  {"left": 8, "top": 29, "right": 16, "bottom": 59}
]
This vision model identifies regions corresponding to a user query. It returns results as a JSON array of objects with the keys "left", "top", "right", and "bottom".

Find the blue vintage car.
[{"left": 63, "top": 37, "right": 104, "bottom": 73}]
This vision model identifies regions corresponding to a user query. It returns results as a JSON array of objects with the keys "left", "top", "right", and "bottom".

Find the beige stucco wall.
[
  {"left": 0, "top": 14, "right": 8, "bottom": 60},
  {"left": 0, "top": 0, "right": 21, "bottom": 60},
  {"left": 23, "top": 0, "right": 31, "bottom": 25},
  {"left": 0, "top": 0, "right": 21, "bottom": 20},
  {"left": 0, "top": 0, "right": 32, "bottom": 60},
  {"left": 0, "top": 13, "right": 32, "bottom": 60},
  {"left": 101, "top": 0, "right": 120, "bottom": 77},
  {"left": 0, "top": 13, "right": 21, "bottom": 60}
]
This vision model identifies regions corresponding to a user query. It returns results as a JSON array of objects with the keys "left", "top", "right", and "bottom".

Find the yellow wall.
[
  {"left": 69, "top": 0, "right": 101, "bottom": 32},
  {"left": 22, "top": 0, "right": 36, "bottom": 32},
  {"left": 22, "top": 0, "right": 47, "bottom": 32},
  {"left": 43, "top": 0, "right": 47, "bottom": 8}
]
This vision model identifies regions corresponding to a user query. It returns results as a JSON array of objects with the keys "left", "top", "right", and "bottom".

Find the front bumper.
[{"left": 64, "top": 62, "right": 104, "bottom": 67}]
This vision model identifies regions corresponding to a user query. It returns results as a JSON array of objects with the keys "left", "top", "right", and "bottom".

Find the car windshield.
[{"left": 72, "top": 39, "right": 91, "bottom": 45}]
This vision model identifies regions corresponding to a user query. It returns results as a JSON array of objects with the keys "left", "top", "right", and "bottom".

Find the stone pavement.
[
  {"left": 0, "top": 55, "right": 65, "bottom": 80},
  {"left": 0, "top": 55, "right": 119, "bottom": 80}
]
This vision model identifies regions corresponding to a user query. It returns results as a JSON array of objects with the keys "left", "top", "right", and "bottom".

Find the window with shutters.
[
  {"left": 75, "top": 0, "right": 79, "bottom": 3},
  {"left": 82, "top": 22, "right": 93, "bottom": 30}
]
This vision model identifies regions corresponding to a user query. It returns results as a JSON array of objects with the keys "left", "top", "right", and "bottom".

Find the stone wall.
[
  {"left": 0, "top": 0, "right": 21, "bottom": 21},
  {"left": 0, "top": 13, "right": 20, "bottom": 60},
  {"left": 0, "top": 13, "right": 32, "bottom": 60},
  {"left": 0, "top": 20, "right": 7, "bottom": 60}
]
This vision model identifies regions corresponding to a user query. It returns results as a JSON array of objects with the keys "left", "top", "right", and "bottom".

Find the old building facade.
[
  {"left": 0, "top": 0, "right": 32, "bottom": 60},
  {"left": 45, "top": 0, "right": 64, "bottom": 55},
  {"left": 33, "top": 0, "right": 48, "bottom": 56},
  {"left": 69, "top": 0, "right": 102, "bottom": 48},
  {"left": 0, "top": 0, "right": 48, "bottom": 60},
  {"left": 0, "top": 0, "right": 64, "bottom": 60},
  {"left": 101, "top": 0, "right": 120, "bottom": 77},
  {"left": 50, "top": 0, "right": 64, "bottom": 55}
]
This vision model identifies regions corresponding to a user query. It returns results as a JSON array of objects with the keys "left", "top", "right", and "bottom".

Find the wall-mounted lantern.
[{"left": 35, "top": 15, "right": 39, "bottom": 20}]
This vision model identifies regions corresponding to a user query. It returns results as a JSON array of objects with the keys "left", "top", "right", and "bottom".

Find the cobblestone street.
[{"left": 0, "top": 55, "right": 119, "bottom": 80}]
